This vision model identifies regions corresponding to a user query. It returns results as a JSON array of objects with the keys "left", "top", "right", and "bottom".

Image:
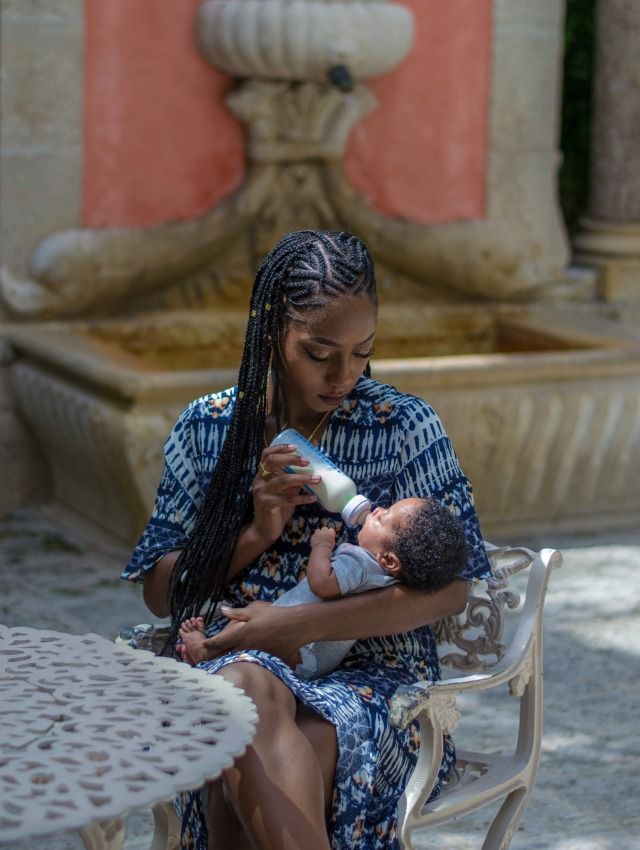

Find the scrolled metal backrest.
[{"left": 433, "top": 544, "right": 536, "bottom": 672}]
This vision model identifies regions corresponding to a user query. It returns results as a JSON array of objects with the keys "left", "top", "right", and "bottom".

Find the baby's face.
[{"left": 357, "top": 498, "right": 424, "bottom": 555}]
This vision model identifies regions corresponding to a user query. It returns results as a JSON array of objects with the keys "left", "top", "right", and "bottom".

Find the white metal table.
[{"left": 0, "top": 625, "right": 257, "bottom": 849}]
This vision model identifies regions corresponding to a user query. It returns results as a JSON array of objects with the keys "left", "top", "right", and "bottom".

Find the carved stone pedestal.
[{"left": 574, "top": 219, "right": 640, "bottom": 302}]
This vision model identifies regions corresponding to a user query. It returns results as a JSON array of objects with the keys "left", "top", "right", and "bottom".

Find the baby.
[{"left": 179, "top": 496, "right": 467, "bottom": 677}]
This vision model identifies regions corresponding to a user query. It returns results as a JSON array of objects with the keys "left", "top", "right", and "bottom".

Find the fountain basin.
[
  {"left": 4, "top": 304, "right": 639, "bottom": 543},
  {"left": 197, "top": 0, "right": 414, "bottom": 82}
]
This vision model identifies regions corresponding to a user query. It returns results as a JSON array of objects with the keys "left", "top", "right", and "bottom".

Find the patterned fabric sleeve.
[
  {"left": 121, "top": 400, "right": 207, "bottom": 582},
  {"left": 392, "top": 395, "right": 491, "bottom": 582}
]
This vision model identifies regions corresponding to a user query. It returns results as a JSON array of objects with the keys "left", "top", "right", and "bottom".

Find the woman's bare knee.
[{"left": 217, "top": 662, "right": 296, "bottom": 724}]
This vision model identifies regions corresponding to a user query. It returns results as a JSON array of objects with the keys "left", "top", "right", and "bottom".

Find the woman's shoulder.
[
  {"left": 176, "top": 386, "right": 237, "bottom": 427},
  {"left": 352, "top": 376, "right": 443, "bottom": 430},
  {"left": 168, "top": 386, "right": 237, "bottom": 451},
  {"left": 164, "top": 386, "right": 237, "bottom": 467}
]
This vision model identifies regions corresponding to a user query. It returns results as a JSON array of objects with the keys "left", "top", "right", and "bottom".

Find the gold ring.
[{"left": 258, "top": 462, "right": 274, "bottom": 480}]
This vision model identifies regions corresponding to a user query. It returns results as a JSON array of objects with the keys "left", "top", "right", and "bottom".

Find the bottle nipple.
[{"left": 342, "top": 494, "right": 372, "bottom": 527}]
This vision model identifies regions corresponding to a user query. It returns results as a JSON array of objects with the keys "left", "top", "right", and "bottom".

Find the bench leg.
[
  {"left": 482, "top": 787, "right": 530, "bottom": 850},
  {"left": 150, "top": 801, "right": 181, "bottom": 850},
  {"left": 80, "top": 819, "right": 126, "bottom": 850}
]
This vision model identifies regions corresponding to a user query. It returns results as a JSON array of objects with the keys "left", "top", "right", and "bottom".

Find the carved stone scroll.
[{"left": 0, "top": 169, "right": 274, "bottom": 319}]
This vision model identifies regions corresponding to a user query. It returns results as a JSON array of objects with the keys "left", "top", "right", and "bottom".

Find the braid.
[{"left": 165, "top": 230, "right": 376, "bottom": 650}]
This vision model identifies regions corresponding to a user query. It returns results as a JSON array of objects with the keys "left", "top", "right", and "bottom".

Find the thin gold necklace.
[
  {"left": 264, "top": 409, "right": 331, "bottom": 447},
  {"left": 302, "top": 409, "right": 331, "bottom": 445}
]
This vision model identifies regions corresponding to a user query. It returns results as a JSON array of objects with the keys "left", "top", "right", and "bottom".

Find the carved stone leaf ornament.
[
  {"left": 0, "top": 626, "right": 257, "bottom": 844},
  {"left": 227, "top": 80, "right": 378, "bottom": 161}
]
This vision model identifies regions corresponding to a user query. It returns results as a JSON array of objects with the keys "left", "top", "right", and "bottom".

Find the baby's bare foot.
[
  {"left": 178, "top": 617, "right": 208, "bottom": 665},
  {"left": 181, "top": 616, "right": 205, "bottom": 634}
]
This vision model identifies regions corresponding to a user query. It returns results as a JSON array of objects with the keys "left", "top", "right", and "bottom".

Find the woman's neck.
[
  {"left": 265, "top": 387, "right": 331, "bottom": 444},
  {"left": 266, "top": 408, "right": 330, "bottom": 441}
]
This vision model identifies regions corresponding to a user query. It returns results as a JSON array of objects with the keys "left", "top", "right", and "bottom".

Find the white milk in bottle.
[{"left": 270, "top": 428, "right": 371, "bottom": 527}]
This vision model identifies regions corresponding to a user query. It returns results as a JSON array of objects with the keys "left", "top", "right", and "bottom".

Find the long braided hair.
[{"left": 166, "top": 230, "right": 377, "bottom": 647}]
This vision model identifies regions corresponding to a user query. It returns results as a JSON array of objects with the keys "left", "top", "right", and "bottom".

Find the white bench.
[
  {"left": 119, "top": 543, "right": 561, "bottom": 850},
  {"left": 390, "top": 544, "right": 561, "bottom": 849}
]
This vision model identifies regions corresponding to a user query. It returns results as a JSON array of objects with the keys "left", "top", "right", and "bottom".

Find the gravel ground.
[{"left": 1, "top": 505, "right": 638, "bottom": 850}]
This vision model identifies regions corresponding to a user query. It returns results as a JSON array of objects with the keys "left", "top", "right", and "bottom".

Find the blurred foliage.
[{"left": 559, "top": 0, "right": 596, "bottom": 232}]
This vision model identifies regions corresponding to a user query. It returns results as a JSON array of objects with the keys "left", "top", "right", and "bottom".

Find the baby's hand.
[{"left": 311, "top": 526, "right": 336, "bottom": 550}]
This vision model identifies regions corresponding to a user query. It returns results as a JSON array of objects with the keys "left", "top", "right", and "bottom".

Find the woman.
[{"left": 122, "top": 230, "right": 490, "bottom": 850}]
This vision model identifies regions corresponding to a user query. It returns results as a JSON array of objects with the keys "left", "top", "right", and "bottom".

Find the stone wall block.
[
  {"left": 487, "top": 149, "right": 569, "bottom": 278},
  {"left": 0, "top": 1, "right": 83, "bottom": 279},
  {"left": 490, "top": 25, "right": 564, "bottom": 152},
  {"left": 0, "top": 149, "right": 82, "bottom": 276},
  {"left": 2, "top": 1, "right": 80, "bottom": 14},
  {"left": 0, "top": 14, "right": 83, "bottom": 149},
  {"left": 480, "top": 0, "right": 569, "bottom": 289},
  {"left": 0, "top": 362, "right": 47, "bottom": 514}
]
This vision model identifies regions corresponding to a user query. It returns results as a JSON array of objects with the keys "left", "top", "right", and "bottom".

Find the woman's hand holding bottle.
[{"left": 251, "top": 444, "right": 321, "bottom": 547}]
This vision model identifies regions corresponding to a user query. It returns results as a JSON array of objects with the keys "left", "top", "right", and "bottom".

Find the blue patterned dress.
[{"left": 122, "top": 376, "right": 490, "bottom": 849}]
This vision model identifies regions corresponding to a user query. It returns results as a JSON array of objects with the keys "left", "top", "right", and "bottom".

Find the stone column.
[{"left": 574, "top": 0, "right": 640, "bottom": 302}]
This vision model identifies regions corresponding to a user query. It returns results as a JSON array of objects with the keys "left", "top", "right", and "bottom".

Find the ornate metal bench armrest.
[
  {"left": 116, "top": 623, "right": 171, "bottom": 654},
  {"left": 389, "top": 645, "right": 534, "bottom": 731},
  {"left": 390, "top": 548, "right": 562, "bottom": 731}
]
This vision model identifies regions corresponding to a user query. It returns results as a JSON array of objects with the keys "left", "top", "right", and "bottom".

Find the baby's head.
[{"left": 357, "top": 497, "right": 467, "bottom": 593}]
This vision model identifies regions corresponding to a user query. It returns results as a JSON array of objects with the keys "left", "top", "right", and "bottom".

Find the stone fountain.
[{"left": 2, "top": 0, "right": 639, "bottom": 543}]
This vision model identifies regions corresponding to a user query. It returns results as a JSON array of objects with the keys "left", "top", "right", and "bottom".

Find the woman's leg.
[
  {"left": 206, "top": 705, "right": 337, "bottom": 850},
  {"left": 207, "top": 778, "right": 254, "bottom": 850},
  {"left": 213, "top": 662, "right": 336, "bottom": 850},
  {"left": 295, "top": 703, "right": 337, "bottom": 818}
]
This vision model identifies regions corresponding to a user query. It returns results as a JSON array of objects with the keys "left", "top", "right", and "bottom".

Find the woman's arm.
[
  {"left": 142, "top": 443, "right": 323, "bottom": 616},
  {"left": 226, "top": 444, "right": 323, "bottom": 581},
  {"left": 142, "top": 551, "right": 179, "bottom": 617},
  {"left": 206, "top": 578, "right": 468, "bottom": 660},
  {"left": 142, "top": 517, "right": 291, "bottom": 617},
  {"left": 141, "top": 526, "right": 264, "bottom": 617},
  {"left": 305, "top": 579, "right": 469, "bottom": 639}
]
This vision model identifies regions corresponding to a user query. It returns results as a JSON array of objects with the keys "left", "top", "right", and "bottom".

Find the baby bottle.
[{"left": 270, "top": 428, "right": 371, "bottom": 527}]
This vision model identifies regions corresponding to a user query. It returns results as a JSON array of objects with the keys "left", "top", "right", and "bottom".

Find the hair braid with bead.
[{"left": 165, "top": 230, "right": 377, "bottom": 649}]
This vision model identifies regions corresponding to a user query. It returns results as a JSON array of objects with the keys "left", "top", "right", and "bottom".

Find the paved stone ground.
[{"left": 1, "top": 504, "right": 639, "bottom": 850}]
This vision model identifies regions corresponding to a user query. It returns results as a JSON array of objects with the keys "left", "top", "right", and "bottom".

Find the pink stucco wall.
[
  {"left": 83, "top": 0, "right": 491, "bottom": 228},
  {"left": 83, "top": 0, "right": 245, "bottom": 228},
  {"left": 344, "top": 0, "right": 492, "bottom": 223}
]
